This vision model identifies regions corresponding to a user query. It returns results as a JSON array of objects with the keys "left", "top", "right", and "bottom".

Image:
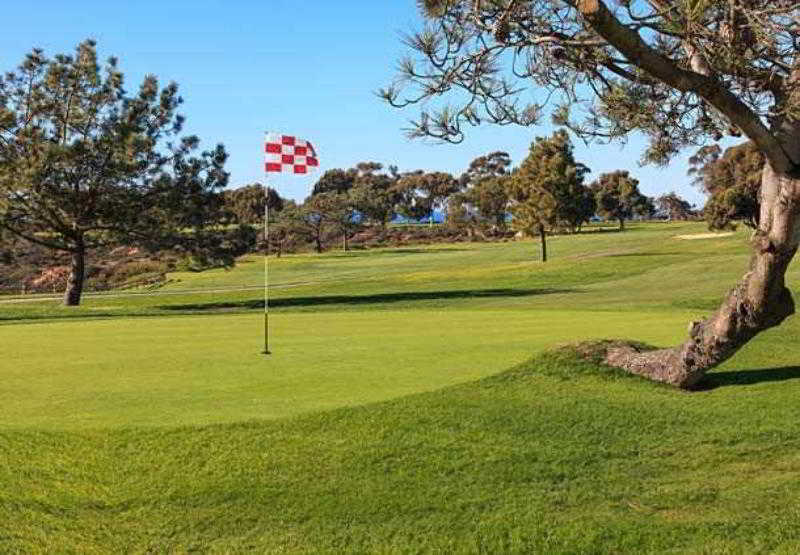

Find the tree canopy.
[
  {"left": 0, "top": 40, "right": 228, "bottom": 305},
  {"left": 460, "top": 151, "right": 512, "bottom": 229},
  {"left": 690, "top": 141, "right": 763, "bottom": 230},
  {"left": 657, "top": 191, "right": 695, "bottom": 221},
  {"left": 508, "top": 130, "right": 590, "bottom": 260},
  {"left": 591, "top": 170, "right": 652, "bottom": 230},
  {"left": 395, "top": 170, "right": 461, "bottom": 223},
  {"left": 383, "top": 1, "right": 799, "bottom": 172},
  {"left": 223, "top": 184, "right": 283, "bottom": 225}
]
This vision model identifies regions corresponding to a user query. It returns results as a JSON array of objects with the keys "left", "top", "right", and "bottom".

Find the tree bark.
[
  {"left": 605, "top": 163, "right": 799, "bottom": 388},
  {"left": 63, "top": 238, "right": 86, "bottom": 306},
  {"left": 539, "top": 224, "right": 547, "bottom": 262}
]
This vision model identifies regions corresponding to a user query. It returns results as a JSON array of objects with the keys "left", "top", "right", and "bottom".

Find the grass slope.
[
  {"left": 3, "top": 342, "right": 800, "bottom": 552},
  {"left": 2, "top": 222, "right": 800, "bottom": 551}
]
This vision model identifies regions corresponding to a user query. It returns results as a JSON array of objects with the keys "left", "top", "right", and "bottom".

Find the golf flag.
[{"left": 264, "top": 133, "right": 319, "bottom": 174}]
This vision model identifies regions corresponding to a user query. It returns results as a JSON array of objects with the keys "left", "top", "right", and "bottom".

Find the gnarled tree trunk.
[
  {"left": 606, "top": 163, "right": 799, "bottom": 388},
  {"left": 63, "top": 238, "right": 86, "bottom": 306}
]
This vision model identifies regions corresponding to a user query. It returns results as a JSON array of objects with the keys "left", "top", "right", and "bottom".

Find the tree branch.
[{"left": 576, "top": 0, "right": 794, "bottom": 174}]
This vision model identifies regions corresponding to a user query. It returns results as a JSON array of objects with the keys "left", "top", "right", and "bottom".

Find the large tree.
[
  {"left": 322, "top": 192, "right": 361, "bottom": 251},
  {"left": 0, "top": 41, "right": 228, "bottom": 305},
  {"left": 657, "top": 191, "right": 696, "bottom": 221},
  {"left": 223, "top": 184, "right": 283, "bottom": 225},
  {"left": 383, "top": 0, "right": 800, "bottom": 388},
  {"left": 395, "top": 170, "right": 461, "bottom": 224},
  {"left": 591, "top": 170, "right": 651, "bottom": 230},
  {"left": 507, "top": 130, "right": 590, "bottom": 261},
  {"left": 461, "top": 151, "right": 512, "bottom": 230},
  {"left": 689, "top": 141, "right": 764, "bottom": 230},
  {"left": 311, "top": 168, "right": 356, "bottom": 196},
  {"left": 348, "top": 162, "right": 402, "bottom": 227}
]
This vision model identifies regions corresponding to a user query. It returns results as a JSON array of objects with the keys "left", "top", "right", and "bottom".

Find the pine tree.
[
  {"left": 384, "top": 0, "right": 800, "bottom": 387},
  {"left": 0, "top": 41, "right": 228, "bottom": 306},
  {"left": 460, "top": 152, "right": 512, "bottom": 230},
  {"left": 591, "top": 171, "right": 652, "bottom": 230},
  {"left": 508, "top": 130, "right": 589, "bottom": 261}
]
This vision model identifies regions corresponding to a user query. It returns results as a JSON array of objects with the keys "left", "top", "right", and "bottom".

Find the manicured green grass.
[
  {"left": 0, "top": 222, "right": 769, "bottom": 321},
  {"left": 2, "top": 221, "right": 800, "bottom": 551},
  {"left": 3, "top": 340, "right": 800, "bottom": 552},
  {"left": 1, "top": 309, "right": 695, "bottom": 429}
]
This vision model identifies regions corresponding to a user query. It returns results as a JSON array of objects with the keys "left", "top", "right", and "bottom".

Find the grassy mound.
[{"left": 4, "top": 347, "right": 800, "bottom": 551}]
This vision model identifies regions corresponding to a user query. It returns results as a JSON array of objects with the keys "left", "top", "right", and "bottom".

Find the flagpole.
[{"left": 263, "top": 184, "right": 270, "bottom": 355}]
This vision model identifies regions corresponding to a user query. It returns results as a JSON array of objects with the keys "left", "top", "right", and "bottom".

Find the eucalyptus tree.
[
  {"left": 382, "top": 0, "right": 800, "bottom": 388},
  {"left": 349, "top": 162, "right": 402, "bottom": 227},
  {"left": 690, "top": 141, "right": 763, "bottom": 230},
  {"left": 311, "top": 168, "right": 356, "bottom": 196},
  {"left": 657, "top": 191, "right": 696, "bottom": 220},
  {"left": 0, "top": 40, "right": 228, "bottom": 306},
  {"left": 461, "top": 151, "right": 512, "bottom": 229},
  {"left": 591, "top": 170, "right": 651, "bottom": 230},
  {"left": 223, "top": 184, "right": 283, "bottom": 225},
  {"left": 395, "top": 170, "right": 461, "bottom": 225}
]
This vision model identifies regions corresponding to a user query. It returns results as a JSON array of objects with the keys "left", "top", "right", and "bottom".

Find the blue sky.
[{"left": 0, "top": 1, "right": 719, "bottom": 206}]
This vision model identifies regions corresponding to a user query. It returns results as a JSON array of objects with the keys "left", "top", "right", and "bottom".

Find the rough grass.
[{"left": 2, "top": 221, "right": 800, "bottom": 551}]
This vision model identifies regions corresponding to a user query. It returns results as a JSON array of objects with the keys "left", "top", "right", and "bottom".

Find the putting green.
[{"left": 2, "top": 308, "right": 693, "bottom": 429}]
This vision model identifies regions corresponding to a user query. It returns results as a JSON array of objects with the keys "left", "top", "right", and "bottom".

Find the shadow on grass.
[
  {"left": 157, "top": 287, "right": 577, "bottom": 311},
  {"left": 314, "top": 247, "right": 473, "bottom": 258},
  {"left": 606, "top": 252, "right": 687, "bottom": 258},
  {"left": 698, "top": 366, "right": 800, "bottom": 390}
]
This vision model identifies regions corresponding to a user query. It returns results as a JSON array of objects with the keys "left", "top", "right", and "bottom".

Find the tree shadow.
[
  {"left": 605, "top": 252, "right": 686, "bottom": 258},
  {"left": 314, "top": 247, "right": 472, "bottom": 258},
  {"left": 157, "top": 287, "right": 578, "bottom": 311},
  {"left": 579, "top": 227, "right": 622, "bottom": 233},
  {"left": 696, "top": 366, "right": 800, "bottom": 390}
]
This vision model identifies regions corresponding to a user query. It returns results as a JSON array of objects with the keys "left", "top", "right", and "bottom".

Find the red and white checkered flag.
[{"left": 264, "top": 133, "right": 319, "bottom": 175}]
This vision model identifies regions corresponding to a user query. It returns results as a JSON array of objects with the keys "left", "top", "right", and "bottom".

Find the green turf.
[
  {"left": 1, "top": 309, "right": 695, "bottom": 429},
  {"left": 2, "top": 222, "right": 800, "bottom": 551}
]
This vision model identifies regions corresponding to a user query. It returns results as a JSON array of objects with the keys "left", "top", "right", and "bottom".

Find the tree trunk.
[
  {"left": 619, "top": 217, "right": 625, "bottom": 231},
  {"left": 315, "top": 235, "right": 322, "bottom": 253},
  {"left": 63, "top": 239, "right": 86, "bottom": 306},
  {"left": 606, "top": 163, "right": 799, "bottom": 388},
  {"left": 539, "top": 224, "right": 547, "bottom": 262},
  {"left": 343, "top": 232, "right": 349, "bottom": 251}
]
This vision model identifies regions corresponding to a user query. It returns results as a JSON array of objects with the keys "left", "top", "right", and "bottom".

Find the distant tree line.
[{"left": 218, "top": 130, "right": 703, "bottom": 263}]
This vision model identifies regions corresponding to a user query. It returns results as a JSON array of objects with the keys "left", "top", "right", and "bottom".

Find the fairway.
[{"left": 3, "top": 223, "right": 800, "bottom": 551}]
